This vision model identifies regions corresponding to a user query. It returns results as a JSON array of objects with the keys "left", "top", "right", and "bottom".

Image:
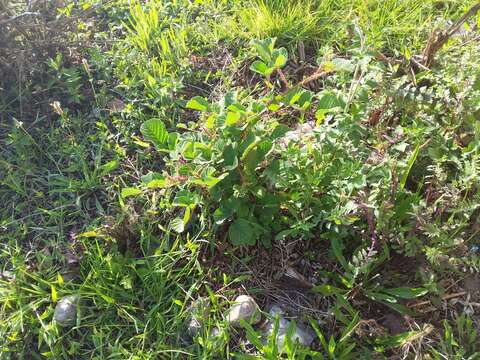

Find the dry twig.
[{"left": 422, "top": 2, "right": 480, "bottom": 67}]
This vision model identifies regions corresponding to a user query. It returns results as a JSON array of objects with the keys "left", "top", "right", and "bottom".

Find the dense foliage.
[{"left": 1, "top": 0, "right": 480, "bottom": 358}]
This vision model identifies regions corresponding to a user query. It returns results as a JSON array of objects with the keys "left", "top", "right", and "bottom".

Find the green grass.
[
  {"left": 230, "top": 0, "right": 475, "bottom": 52},
  {"left": 1, "top": 0, "right": 480, "bottom": 358}
]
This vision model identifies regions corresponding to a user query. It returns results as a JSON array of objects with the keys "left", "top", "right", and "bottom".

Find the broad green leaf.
[
  {"left": 250, "top": 60, "right": 271, "bottom": 76},
  {"left": 272, "top": 47, "right": 288, "bottom": 68},
  {"left": 225, "top": 111, "right": 241, "bottom": 126},
  {"left": 317, "top": 91, "right": 345, "bottom": 111},
  {"left": 146, "top": 179, "right": 168, "bottom": 188},
  {"left": 245, "top": 140, "right": 273, "bottom": 171},
  {"left": 377, "top": 299, "right": 414, "bottom": 315},
  {"left": 366, "top": 291, "right": 398, "bottom": 303},
  {"left": 252, "top": 38, "right": 275, "bottom": 62},
  {"left": 331, "top": 57, "right": 355, "bottom": 72},
  {"left": 241, "top": 320, "right": 264, "bottom": 348},
  {"left": 228, "top": 218, "right": 256, "bottom": 246},
  {"left": 227, "top": 103, "right": 247, "bottom": 113},
  {"left": 173, "top": 190, "right": 200, "bottom": 207},
  {"left": 186, "top": 96, "right": 210, "bottom": 112},
  {"left": 297, "top": 90, "right": 313, "bottom": 109},
  {"left": 141, "top": 119, "right": 169, "bottom": 150},
  {"left": 141, "top": 172, "right": 164, "bottom": 184},
  {"left": 141, "top": 172, "right": 168, "bottom": 188},
  {"left": 222, "top": 144, "right": 239, "bottom": 171},
  {"left": 100, "top": 160, "right": 119, "bottom": 175},
  {"left": 191, "top": 173, "right": 228, "bottom": 188},
  {"left": 121, "top": 187, "right": 142, "bottom": 199}
]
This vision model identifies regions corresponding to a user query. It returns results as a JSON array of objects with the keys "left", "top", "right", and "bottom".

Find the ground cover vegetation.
[{"left": 1, "top": 0, "right": 480, "bottom": 358}]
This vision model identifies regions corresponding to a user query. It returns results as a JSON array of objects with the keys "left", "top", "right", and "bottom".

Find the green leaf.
[
  {"left": 228, "top": 219, "right": 256, "bottom": 246},
  {"left": 297, "top": 90, "right": 313, "bottom": 109},
  {"left": 241, "top": 320, "right": 264, "bottom": 349},
  {"left": 339, "top": 312, "right": 360, "bottom": 343},
  {"left": 310, "top": 319, "right": 328, "bottom": 352},
  {"left": 121, "top": 187, "right": 142, "bottom": 199},
  {"left": 328, "top": 336, "right": 336, "bottom": 355},
  {"left": 376, "top": 330, "right": 425, "bottom": 348},
  {"left": 252, "top": 38, "right": 276, "bottom": 62},
  {"left": 51, "top": 285, "right": 57, "bottom": 303},
  {"left": 173, "top": 190, "right": 200, "bottom": 207},
  {"left": 222, "top": 144, "right": 239, "bottom": 171},
  {"left": 311, "top": 284, "right": 346, "bottom": 296},
  {"left": 183, "top": 206, "right": 191, "bottom": 226},
  {"left": 317, "top": 91, "right": 345, "bottom": 111},
  {"left": 377, "top": 299, "right": 414, "bottom": 315},
  {"left": 186, "top": 96, "right": 210, "bottom": 112},
  {"left": 400, "top": 142, "right": 421, "bottom": 190},
  {"left": 330, "top": 237, "right": 348, "bottom": 270},
  {"left": 141, "top": 119, "right": 169, "bottom": 150},
  {"left": 171, "top": 217, "right": 185, "bottom": 233},
  {"left": 191, "top": 173, "right": 228, "bottom": 188},
  {"left": 272, "top": 47, "right": 288, "bottom": 68},
  {"left": 250, "top": 60, "right": 271, "bottom": 76},
  {"left": 331, "top": 57, "right": 355, "bottom": 72},
  {"left": 141, "top": 172, "right": 164, "bottom": 183},
  {"left": 225, "top": 111, "right": 241, "bottom": 126},
  {"left": 100, "top": 160, "right": 119, "bottom": 175},
  {"left": 141, "top": 172, "right": 168, "bottom": 188},
  {"left": 382, "top": 287, "right": 428, "bottom": 299}
]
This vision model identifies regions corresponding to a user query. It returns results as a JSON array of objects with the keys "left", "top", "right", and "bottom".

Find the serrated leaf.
[
  {"left": 141, "top": 119, "right": 169, "bottom": 150},
  {"left": 186, "top": 96, "right": 210, "bottom": 112}
]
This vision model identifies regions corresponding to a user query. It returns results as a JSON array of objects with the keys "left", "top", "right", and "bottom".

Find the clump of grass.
[
  {"left": 236, "top": 0, "right": 322, "bottom": 45},
  {"left": 232, "top": 0, "right": 474, "bottom": 52}
]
